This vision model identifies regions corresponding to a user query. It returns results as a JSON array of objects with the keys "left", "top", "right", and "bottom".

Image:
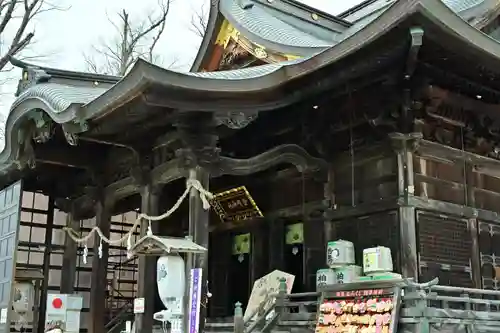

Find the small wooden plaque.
[{"left": 211, "top": 186, "right": 263, "bottom": 223}]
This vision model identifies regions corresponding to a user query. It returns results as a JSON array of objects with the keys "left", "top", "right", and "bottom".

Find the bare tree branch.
[
  {"left": 0, "top": 0, "right": 67, "bottom": 70},
  {"left": 189, "top": 3, "right": 207, "bottom": 38},
  {"left": 84, "top": 0, "right": 172, "bottom": 76}
]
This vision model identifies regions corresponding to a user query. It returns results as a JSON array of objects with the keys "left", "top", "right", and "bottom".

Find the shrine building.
[{"left": 1, "top": 0, "right": 500, "bottom": 332}]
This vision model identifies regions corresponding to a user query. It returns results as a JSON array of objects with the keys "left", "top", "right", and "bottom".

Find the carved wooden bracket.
[
  {"left": 213, "top": 144, "right": 328, "bottom": 178},
  {"left": 389, "top": 132, "right": 423, "bottom": 153}
]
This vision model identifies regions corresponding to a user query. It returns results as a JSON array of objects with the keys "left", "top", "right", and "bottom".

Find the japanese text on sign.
[
  {"left": 210, "top": 186, "right": 263, "bottom": 223},
  {"left": 335, "top": 289, "right": 388, "bottom": 298}
]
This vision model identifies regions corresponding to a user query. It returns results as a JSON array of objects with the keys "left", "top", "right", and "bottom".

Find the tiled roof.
[
  {"left": 3, "top": 0, "right": 500, "bottom": 179},
  {"left": 220, "top": 0, "right": 490, "bottom": 57}
]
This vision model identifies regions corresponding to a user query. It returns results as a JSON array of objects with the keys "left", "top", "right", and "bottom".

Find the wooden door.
[{"left": 0, "top": 181, "right": 22, "bottom": 333}]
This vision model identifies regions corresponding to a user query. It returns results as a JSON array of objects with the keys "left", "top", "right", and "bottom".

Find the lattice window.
[
  {"left": 478, "top": 221, "right": 500, "bottom": 291},
  {"left": 417, "top": 211, "right": 473, "bottom": 287}
]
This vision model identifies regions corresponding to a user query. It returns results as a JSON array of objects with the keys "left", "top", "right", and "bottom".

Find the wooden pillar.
[
  {"left": 88, "top": 199, "right": 111, "bottom": 333},
  {"left": 60, "top": 209, "right": 79, "bottom": 294},
  {"left": 186, "top": 167, "right": 210, "bottom": 333},
  {"left": 176, "top": 111, "right": 217, "bottom": 332},
  {"left": 465, "top": 164, "right": 482, "bottom": 288},
  {"left": 303, "top": 213, "right": 326, "bottom": 291},
  {"left": 268, "top": 218, "right": 285, "bottom": 271},
  {"left": 37, "top": 197, "right": 54, "bottom": 333},
  {"left": 324, "top": 170, "right": 336, "bottom": 249},
  {"left": 135, "top": 184, "right": 160, "bottom": 333},
  {"left": 251, "top": 221, "right": 267, "bottom": 283},
  {"left": 393, "top": 133, "right": 419, "bottom": 280}
]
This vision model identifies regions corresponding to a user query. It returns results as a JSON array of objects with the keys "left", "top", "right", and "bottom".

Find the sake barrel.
[
  {"left": 316, "top": 269, "right": 336, "bottom": 289},
  {"left": 326, "top": 240, "right": 355, "bottom": 268},
  {"left": 363, "top": 246, "right": 393, "bottom": 275},
  {"left": 334, "top": 265, "right": 362, "bottom": 284}
]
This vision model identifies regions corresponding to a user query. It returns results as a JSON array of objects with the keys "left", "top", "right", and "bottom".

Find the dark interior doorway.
[
  {"left": 284, "top": 222, "right": 305, "bottom": 293},
  {"left": 284, "top": 243, "right": 304, "bottom": 293},
  {"left": 228, "top": 233, "right": 251, "bottom": 311},
  {"left": 228, "top": 253, "right": 251, "bottom": 309}
]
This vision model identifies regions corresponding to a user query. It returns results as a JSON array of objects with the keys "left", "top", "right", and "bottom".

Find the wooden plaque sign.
[{"left": 210, "top": 186, "right": 263, "bottom": 223}]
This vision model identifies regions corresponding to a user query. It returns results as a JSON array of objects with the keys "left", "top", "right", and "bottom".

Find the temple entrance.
[
  {"left": 284, "top": 223, "right": 305, "bottom": 293},
  {"left": 228, "top": 232, "right": 251, "bottom": 310}
]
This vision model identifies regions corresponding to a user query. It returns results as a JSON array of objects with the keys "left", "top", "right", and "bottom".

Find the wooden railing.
[
  {"left": 401, "top": 278, "right": 500, "bottom": 332},
  {"left": 212, "top": 277, "right": 500, "bottom": 333}
]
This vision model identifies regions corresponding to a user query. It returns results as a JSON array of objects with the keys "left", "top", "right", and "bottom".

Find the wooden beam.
[
  {"left": 209, "top": 200, "right": 325, "bottom": 233},
  {"left": 72, "top": 158, "right": 184, "bottom": 219},
  {"left": 73, "top": 144, "right": 327, "bottom": 219},
  {"left": 326, "top": 199, "right": 399, "bottom": 221},
  {"left": 34, "top": 143, "right": 94, "bottom": 169},
  {"left": 404, "top": 195, "right": 500, "bottom": 222}
]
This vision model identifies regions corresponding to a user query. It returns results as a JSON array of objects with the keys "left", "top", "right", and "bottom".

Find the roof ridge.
[
  {"left": 273, "top": 0, "right": 352, "bottom": 26},
  {"left": 337, "top": 0, "right": 379, "bottom": 18},
  {"left": 10, "top": 58, "right": 121, "bottom": 84}
]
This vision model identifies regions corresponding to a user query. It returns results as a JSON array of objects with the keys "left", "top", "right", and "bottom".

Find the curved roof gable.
[
  {"left": 4, "top": 0, "right": 500, "bottom": 177},
  {"left": 192, "top": 0, "right": 494, "bottom": 70}
]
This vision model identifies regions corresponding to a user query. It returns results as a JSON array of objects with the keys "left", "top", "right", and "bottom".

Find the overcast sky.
[{"left": 0, "top": 0, "right": 363, "bottom": 114}]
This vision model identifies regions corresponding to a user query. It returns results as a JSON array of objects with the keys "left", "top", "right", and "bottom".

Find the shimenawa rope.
[{"left": 63, "top": 179, "right": 213, "bottom": 262}]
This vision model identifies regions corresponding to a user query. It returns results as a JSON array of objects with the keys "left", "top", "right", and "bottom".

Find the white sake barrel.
[
  {"left": 363, "top": 246, "right": 393, "bottom": 275},
  {"left": 334, "top": 265, "right": 362, "bottom": 284},
  {"left": 316, "top": 269, "right": 336, "bottom": 289},
  {"left": 326, "top": 240, "right": 355, "bottom": 268}
]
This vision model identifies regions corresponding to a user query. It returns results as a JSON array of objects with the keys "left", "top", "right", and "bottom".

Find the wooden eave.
[{"left": 4, "top": 0, "right": 500, "bottom": 185}]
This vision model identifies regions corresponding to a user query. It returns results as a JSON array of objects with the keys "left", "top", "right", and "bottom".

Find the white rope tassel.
[
  {"left": 98, "top": 238, "right": 103, "bottom": 258},
  {"left": 147, "top": 221, "right": 153, "bottom": 236},
  {"left": 127, "top": 233, "right": 132, "bottom": 251},
  {"left": 83, "top": 244, "right": 88, "bottom": 264},
  {"left": 64, "top": 178, "right": 213, "bottom": 252}
]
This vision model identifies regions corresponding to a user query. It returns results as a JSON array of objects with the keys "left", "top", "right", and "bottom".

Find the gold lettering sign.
[{"left": 211, "top": 186, "right": 263, "bottom": 223}]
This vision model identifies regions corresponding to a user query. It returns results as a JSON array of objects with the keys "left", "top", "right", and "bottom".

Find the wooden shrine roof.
[
  {"left": 191, "top": 0, "right": 493, "bottom": 70},
  {"left": 4, "top": 0, "right": 500, "bottom": 179}
]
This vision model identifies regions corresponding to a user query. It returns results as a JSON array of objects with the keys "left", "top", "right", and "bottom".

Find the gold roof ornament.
[{"left": 254, "top": 47, "right": 268, "bottom": 59}]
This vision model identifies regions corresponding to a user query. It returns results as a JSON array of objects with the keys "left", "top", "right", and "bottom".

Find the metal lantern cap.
[{"left": 129, "top": 235, "right": 207, "bottom": 256}]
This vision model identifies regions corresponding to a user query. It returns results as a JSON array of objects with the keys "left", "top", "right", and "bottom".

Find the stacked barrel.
[{"left": 316, "top": 240, "right": 400, "bottom": 289}]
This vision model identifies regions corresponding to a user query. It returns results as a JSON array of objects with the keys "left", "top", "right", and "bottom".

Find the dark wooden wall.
[{"left": 205, "top": 134, "right": 500, "bottom": 318}]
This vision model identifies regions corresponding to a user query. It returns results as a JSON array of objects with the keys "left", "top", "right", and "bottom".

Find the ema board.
[{"left": 316, "top": 281, "right": 402, "bottom": 333}]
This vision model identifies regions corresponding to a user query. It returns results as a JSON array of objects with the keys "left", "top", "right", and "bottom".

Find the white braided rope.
[{"left": 63, "top": 179, "right": 213, "bottom": 259}]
